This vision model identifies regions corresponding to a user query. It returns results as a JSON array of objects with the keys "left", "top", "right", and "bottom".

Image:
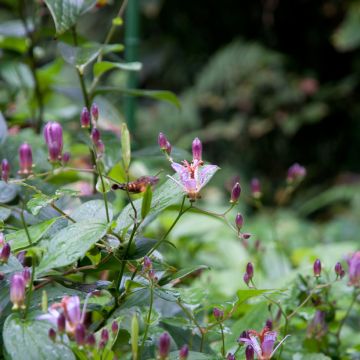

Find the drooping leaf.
[
  {"left": 70, "top": 200, "right": 113, "bottom": 222},
  {"left": 141, "top": 185, "right": 152, "bottom": 219},
  {"left": 6, "top": 218, "right": 58, "bottom": 251},
  {"left": 36, "top": 221, "right": 108, "bottom": 275},
  {"left": 44, "top": 0, "right": 96, "bottom": 35},
  {"left": 3, "top": 313, "right": 75, "bottom": 360},
  {"left": 93, "top": 61, "right": 142, "bottom": 77}
]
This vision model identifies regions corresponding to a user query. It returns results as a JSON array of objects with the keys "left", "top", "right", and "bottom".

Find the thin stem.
[
  {"left": 23, "top": 260, "right": 36, "bottom": 319},
  {"left": 95, "top": 159, "right": 110, "bottom": 223},
  {"left": 20, "top": 205, "right": 32, "bottom": 245},
  {"left": 219, "top": 322, "right": 225, "bottom": 357},
  {"left": 50, "top": 203, "right": 76, "bottom": 223},
  {"left": 140, "top": 283, "right": 154, "bottom": 356},
  {"left": 336, "top": 290, "right": 358, "bottom": 340}
]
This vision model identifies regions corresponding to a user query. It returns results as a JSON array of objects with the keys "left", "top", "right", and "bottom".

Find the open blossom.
[
  {"left": 38, "top": 295, "right": 88, "bottom": 335},
  {"left": 347, "top": 251, "right": 360, "bottom": 287},
  {"left": 239, "top": 327, "right": 289, "bottom": 360},
  {"left": 168, "top": 137, "right": 219, "bottom": 201}
]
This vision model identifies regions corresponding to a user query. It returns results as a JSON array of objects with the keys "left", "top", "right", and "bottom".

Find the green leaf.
[
  {"left": 121, "top": 123, "right": 131, "bottom": 171},
  {"left": 70, "top": 200, "right": 113, "bottom": 222},
  {"left": 36, "top": 221, "right": 108, "bottom": 275},
  {"left": 96, "top": 176, "right": 111, "bottom": 193},
  {"left": 0, "top": 36, "right": 29, "bottom": 53},
  {"left": 169, "top": 352, "right": 215, "bottom": 360},
  {"left": 141, "top": 185, "right": 152, "bottom": 219},
  {"left": 160, "top": 265, "right": 209, "bottom": 285},
  {"left": 112, "top": 17, "right": 123, "bottom": 26},
  {"left": 95, "top": 87, "right": 181, "bottom": 109},
  {"left": 44, "top": 0, "right": 96, "bottom": 35},
  {"left": 93, "top": 61, "right": 142, "bottom": 77},
  {"left": 5, "top": 218, "right": 58, "bottom": 251},
  {"left": 0, "top": 181, "right": 17, "bottom": 203},
  {"left": 0, "top": 254, "right": 23, "bottom": 275},
  {"left": 236, "top": 288, "right": 280, "bottom": 303},
  {"left": 3, "top": 313, "right": 75, "bottom": 360},
  {"left": 114, "top": 177, "right": 184, "bottom": 233}
]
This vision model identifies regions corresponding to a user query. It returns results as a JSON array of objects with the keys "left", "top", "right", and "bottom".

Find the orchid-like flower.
[
  {"left": 239, "top": 328, "right": 289, "bottom": 360},
  {"left": 38, "top": 295, "right": 90, "bottom": 335},
  {"left": 168, "top": 137, "right": 219, "bottom": 201}
]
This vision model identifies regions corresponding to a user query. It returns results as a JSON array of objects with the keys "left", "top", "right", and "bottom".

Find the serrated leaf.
[
  {"left": 70, "top": 200, "right": 113, "bottom": 222},
  {"left": 5, "top": 218, "right": 58, "bottom": 251},
  {"left": 44, "top": 0, "right": 96, "bottom": 35},
  {"left": 36, "top": 221, "right": 108, "bottom": 275},
  {"left": 93, "top": 61, "right": 142, "bottom": 77},
  {"left": 141, "top": 185, "right": 152, "bottom": 219},
  {"left": 3, "top": 313, "right": 75, "bottom": 360}
]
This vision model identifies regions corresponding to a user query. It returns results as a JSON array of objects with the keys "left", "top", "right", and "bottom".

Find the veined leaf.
[
  {"left": 93, "top": 61, "right": 142, "bottom": 77},
  {"left": 70, "top": 200, "right": 113, "bottom": 222}
]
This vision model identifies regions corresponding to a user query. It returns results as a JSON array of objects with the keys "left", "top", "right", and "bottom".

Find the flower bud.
[
  {"left": 91, "top": 128, "right": 101, "bottom": 144},
  {"left": 22, "top": 267, "right": 31, "bottom": 286},
  {"left": 265, "top": 319, "right": 273, "bottom": 330},
  {"left": 86, "top": 333, "right": 96, "bottom": 347},
  {"left": 62, "top": 152, "right": 70, "bottom": 164},
  {"left": 101, "top": 328, "right": 109, "bottom": 343},
  {"left": 143, "top": 256, "right": 152, "bottom": 272},
  {"left": 18, "top": 143, "right": 33, "bottom": 175},
  {"left": 165, "top": 141, "right": 172, "bottom": 156},
  {"left": 10, "top": 273, "right": 26, "bottom": 310},
  {"left": 192, "top": 137, "right": 202, "bottom": 161},
  {"left": 245, "top": 345, "right": 254, "bottom": 360},
  {"left": 75, "top": 323, "right": 86, "bottom": 346},
  {"left": 313, "top": 259, "right": 321, "bottom": 277},
  {"left": 44, "top": 122, "right": 63, "bottom": 162},
  {"left": 49, "top": 328, "right": 56, "bottom": 342},
  {"left": 95, "top": 139, "right": 105, "bottom": 157},
  {"left": 57, "top": 313, "right": 66, "bottom": 333},
  {"left": 99, "top": 340, "right": 106, "bottom": 349},
  {"left": 80, "top": 107, "right": 91, "bottom": 128},
  {"left": 16, "top": 251, "right": 26, "bottom": 266},
  {"left": 241, "top": 233, "right": 251, "bottom": 240},
  {"left": 179, "top": 344, "right": 189, "bottom": 360},
  {"left": 111, "top": 321, "right": 119, "bottom": 335},
  {"left": 213, "top": 307, "right": 224, "bottom": 319},
  {"left": 238, "top": 330, "right": 249, "bottom": 343},
  {"left": 227, "top": 353, "right": 236, "bottom": 360},
  {"left": 0, "top": 272, "right": 4, "bottom": 281},
  {"left": 158, "top": 332, "right": 171, "bottom": 359},
  {"left": 251, "top": 178, "right": 261, "bottom": 199},
  {"left": 243, "top": 273, "right": 250, "bottom": 286},
  {"left": 1, "top": 159, "right": 10, "bottom": 182},
  {"left": 335, "top": 262, "right": 345, "bottom": 279},
  {"left": 91, "top": 103, "right": 99, "bottom": 122},
  {"left": 287, "top": 163, "right": 306, "bottom": 183},
  {"left": 235, "top": 213, "right": 244, "bottom": 231},
  {"left": 246, "top": 262, "right": 254, "bottom": 279},
  {"left": 158, "top": 132, "right": 168, "bottom": 149},
  {"left": 0, "top": 243, "right": 11, "bottom": 263},
  {"left": 347, "top": 251, "right": 360, "bottom": 287},
  {"left": 230, "top": 182, "right": 241, "bottom": 203}
]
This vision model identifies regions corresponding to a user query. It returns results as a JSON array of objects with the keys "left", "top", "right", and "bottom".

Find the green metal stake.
[{"left": 124, "top": 0, "right": 139, "bottom": 133}]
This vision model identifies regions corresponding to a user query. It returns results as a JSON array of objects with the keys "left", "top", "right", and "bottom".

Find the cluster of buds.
[
  {"left": 0, "top": 233, "right": 11, "bottom": 263},
  {"left": 18, "top": 143, "right": 33, "bottom": 175},
  {"left": 287, "top": 163, "right": 306, "bottom": 184},
  {"left": 10, "top": 272, "right": 27, "bottom": 310},
  {"left": 158, "top": 132, "right": 172, "bottom": 157},
  {"left": 80, "top": 103, "right": 99, "bottom": 129},
  {"left": 243, "top": 262, "right": 254, "bottom": 286},
  {"left": 142, "top": 256, "right": 157, "bottom": 282},
  {"left": 250, "top": 178, "right": 262, "bottom": 199},
  {"left": 44, "top": 122, "right": 64, "bottom": 163},
  {"left": 91, "top": 128, "right": 105, "bottom": 158},
  {"left": 1, "top": 159, "right": 10, "bottom": 182}
]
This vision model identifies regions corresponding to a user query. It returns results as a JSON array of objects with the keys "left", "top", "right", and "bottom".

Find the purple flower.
[
  {"left": 245, "top": 345, "right": 254, "bottom": 360},
  {"left": 111, "top": 321, "right": 119, "bottom": 334},
  {"left": 1, "top": 159, "right": 10, "bottom": 182},
  {"left": 307, "top": 310, "right": 328, "bottom": 340},
  {"left": 158, "top": 132, "right": 169, "bottom": 150},
  {"left": 0, "top": 243, "right": 11, "bottom": 263},
  {"left": 230, "top": 182, "right": 241, "bottom": 203},
  {"left": 213, "top": 307, "right": 224, "bottom": 319},
  {"left": 57, "top": 313, "right": 66, "bottom": 333},
  {"left": 80, "top": 107, "right": 91, "bottom": 128},
  {"left": 91, "top": 103, "right": 99, "bottom": 122},
  {"left": 22, "top": 267, "right": 31, "bottom": 286},
  {"left": 335, "top": 262, "right": 345, "bottom": 279},
  {"left": 313, "top": 259, "right": 321, "bottom": 277},
  {"left": 235, "top": 213, "right": 244, "bottom": 231},
  {"left": 192, "top": 137, "right": 202, "bottom": 161},
  {"left": 347, "top": 251, "right": 360, "bottom": 287},
  {"left": 62, "top": 152, "right": 71, "bottom": 164},
  {"left": 143, "top": 256, "right": 152, "bottom": 272},
  {"left": 86, "top": 333, "right": 96, "bottom": 347},
  {"left": 44, "top": 122, "right": 63, "bottom": 162},
  {"left": 49, "top": 328, "right": 57, "bottom": 342},
  {"left": 95, "top": 139, "right": 105, "bottom": 157},
  {"left": 10, "top": 273, "right": 26, "bottom": 310},
  {"left": 179, "top": 344, "right": 189, "bottom": 360},
  {"left": 227, "top": 353, "right": 236, "bottom": 360},
  {"left": 243, "top": 272, "right": 250, "bottom": 286},
  {"left": 91, "top": 128, "right": 101, "bottom": 144},
  {"left": 246, "top": 262, "right": 254, "bottom": 279},
  {"left": 251, "top": 178, "right": 261, "bottom": 199},
  {"left": 101, "top": 328, "right": 109, "bottom": 343},
  {"left": 158, "top": 332, "right": 171, "bottom": 359},
  {"left": 287, "top": 163, "right": 306, "bottom": 183},
  {"left": 75, "top": 323, "right": 86, "bottom": 346},
  {"left": 18, "top": 143, "right": 33, "bottom": 175}
]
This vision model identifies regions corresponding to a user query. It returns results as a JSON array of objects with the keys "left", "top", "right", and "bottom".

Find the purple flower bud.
[
  {"left": 265, "top": 319, "right": 273, "bottom": 330},
  {"left": 80, "top": 107, "right": 91, "bottom": 128},
  {"left": 213, "top": 307, "right": 224, "bottom": 319},
  {"left": 86, "top": 333, "right": 96, "bottom": 347},
  {"left": 307, "top": 310, "right": 327, "bottom": 339},
  {"left": 1, "top": 159, "right": 10, "bottom": 182},
  {"left": 165, "top": 141, "right": 172, "bottom": 155},
  {"left": 245, "top": 345, "right": 254, "bottom": 360},
  {"left": 230, "top": 182, "right": 241, "bottom": 203},
  {"left": 18, "top": 143, "right": 33, "bottom": 174},
  {"left": 158, "top": 132, "right": 168, "bottom": 149},
  {"left": 44, "top": 122, "right": 63, "bottom": 162},
  {"left": 62, "top": 152, "right": 70, "bottom": 164},
  {"left": 179, "top": 344, "right": 189, "bottom": 360},
  {"left": 158, "top": 332, "right": 171, "bottom": 359},
  {"left": 99, "top": 340, "right": 106, "bottom": 349},
  {"left": 101, "top": 328, "right": 109, "bottom": 343},
  {"left": 287, "top": 163, "right": 306, "bottom": 183},
  {"left": 0, "top": 243, "right": 11, "bottom": 263},
  {"left": 251, "top": 178, "right": 261, "bottom": 199},
  {"left": 335, "top": 262, "right": 345, "bottom": 279},
  {"left": 91, "top": 103, "right": 99, "bottom": 122},
  {"left": 75, "top": 324, "right": 86, "bottom": 346},
  {"left": 241, "top": 233, "right": 252, "bottom": 240},
  {"left": 246, "top": 262, "right": 254, "bottom": 279},
  {"left": 243, "top": 273, "right": 250, "bottom": 286},
  {"left": 238, "top": 330, "right": 249, "bottom": 343},
  {"left": 22, "top": 267, "right": 31, "bottom": 286},
  {"left": 91, "top": 128, "right": 101, "bottom": 144},
  {"left": 10, "top": 273, "right": 26, "bottom": 310},
  {"left": 16, "top": 251, "right": 26, "bottom": 266},
  {"left": 235, "top": 213, "right": 244, "bottom": 230},
  {"left": 111, "top": 321, "right": 119, "bottom": 335},
  {"left": 96, "top": 139, "right": 105, "bottom": 157},
  {"left": 347, "top": 251, "right": 360, "bottom": 287},
  {"left": 57, "top": 313, "right": 66, "bottom": 333},
  {"left": 227, "top": 353, "right": 236, "bottom": 360},
  {"left": 313, "top": 259, "right": 321, "bottom": 277},
  {"left": 49, "top": 328, "right": 56, "bottom": 342},
  {"left": 192, "top": 137, "right": 202, "bottom": 161},
  {"left": 143, "top": 256, "right": 152, "bottom": 272}
]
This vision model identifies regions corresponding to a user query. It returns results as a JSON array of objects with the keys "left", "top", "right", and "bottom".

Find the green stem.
[
  {"left": 23, "top": 260, "right": 36, "bottom": 320},
  {"left": 336, "top": 290, "right": 358, "bottom": 340},
  {"left": 95, "top": 160, "right": 110, "bottom": 223},
  {"left": 20, "top": 206, "right": 32, "bottom": 245},
  {"left": 219, "top": 323, "right": 225, "bottom": 357},
  {"left": 50, "top": 203, "right": 76, "bottom": 223},
  {"left": 139, "top": 283, "right": 153, "bottom": 356}
]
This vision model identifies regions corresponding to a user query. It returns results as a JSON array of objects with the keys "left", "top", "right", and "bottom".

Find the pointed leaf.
[
  {"left": 141, "top": 185, "right": 152, "bottom": 219},
  {"left": 93, "top": 61, "right": 142, "bottom": 77}
]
